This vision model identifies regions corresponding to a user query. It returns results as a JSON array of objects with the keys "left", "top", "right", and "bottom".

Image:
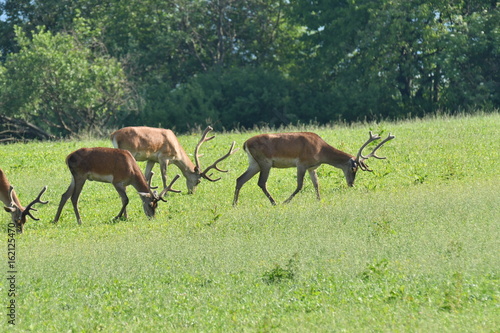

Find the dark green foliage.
[{"left": 1, "top": 0, "right": 498, "bottom": 136}]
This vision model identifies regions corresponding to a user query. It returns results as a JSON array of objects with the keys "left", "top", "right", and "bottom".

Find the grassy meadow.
[{"left": 1, "top": 113, "right": 499, "bottom": 332}]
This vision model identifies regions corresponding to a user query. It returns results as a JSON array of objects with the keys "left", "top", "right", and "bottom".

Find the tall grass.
[{"left": 1, "top": 113, "right": 499, "bottom": 332}]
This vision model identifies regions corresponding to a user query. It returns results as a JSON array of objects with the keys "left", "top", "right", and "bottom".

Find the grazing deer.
[
  {"left": 233, "top": 131, "right": 395, "bottom": 205},
  {"left": 1, "top": 168, "right": 48, "bottom": 233},
  {"left": 53, "top": 147, "right": 180, "bottom": 224},
  {"left": 110, "top": 126, "right": 239, "bottom": 194}
]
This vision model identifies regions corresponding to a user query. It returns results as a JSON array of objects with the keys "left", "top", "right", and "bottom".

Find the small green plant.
[
  {"left": 370, "top": 219, "right": 396, "bottom": 237},
  {"left": 262, "top": 254, "right": 299, "bottom": 284},
  {"left": 440, "top": 272, "right": 466, "bottom": 312},
  {"left": 206, "top": 205, "right": 222, "bottom": 227},
  {"left": 360, "top": 258, "right": 389, "bottom": 281}
]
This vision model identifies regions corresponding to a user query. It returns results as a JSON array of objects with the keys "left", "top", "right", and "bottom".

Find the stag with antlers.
[
  {"left": 233, "top": 131, "right": 395, "bottom": 205},
  {"left": 1, "top": 168, "right": 48, "bottom": 233},
  {"left": 111, "top": 126, "right": 238, "bottom": 194},
  {"left": 53, "top": 147, "right": 180, "bottom": 224}
]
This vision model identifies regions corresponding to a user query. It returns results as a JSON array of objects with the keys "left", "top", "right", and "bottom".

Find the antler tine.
[
  {"left": 148, "top": 171, "right": 159, "bottom": 189},
  {"left": 159, "top": 174, "right": 181, "bottom": 201},
  {"left": 355, "top": 131, "right": 381, "bottom": 162},
  {"left": 7, "top": 186, "right": 18, "bottom": 207},
  {"left": 22, "top": 186, "right": 49, "bottom": 221},
  {"left": 201, "top": 141, "right": 240, "bottom": 182},
  {"left": 194, "top": 126, "right": 215, "bottom": 170},
  {"left": 362, "top": 133, "right": 395, "bottom": 160}
]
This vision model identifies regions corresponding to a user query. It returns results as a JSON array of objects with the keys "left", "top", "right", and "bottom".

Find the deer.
[
  {"left": 110, "top": 126, "right": 239, "bottom": 194},
  {"left": 53, "top": 147, "right": 180, "bottom": 225},
  {"left": 1, "top": 168, "right": 48, "bottom": 233},
  {"left": 233, "top": 131, "right": 395, "bottom": 206}
]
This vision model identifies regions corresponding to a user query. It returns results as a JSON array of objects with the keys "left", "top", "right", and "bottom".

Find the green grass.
[{"left": 1, "top": 113, "right": 499, "bottom": 332}]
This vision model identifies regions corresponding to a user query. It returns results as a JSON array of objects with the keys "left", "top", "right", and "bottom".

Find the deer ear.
[
  {"left": 4, "top": 206, "right": 15, "bottom": 213},
  {"left": 137, "top": 192, "right": 151, "bottom": 198}
]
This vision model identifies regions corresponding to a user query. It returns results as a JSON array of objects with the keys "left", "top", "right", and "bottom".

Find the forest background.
[{"left": 0, "top": 0, "right": 498, "bottom": 137}]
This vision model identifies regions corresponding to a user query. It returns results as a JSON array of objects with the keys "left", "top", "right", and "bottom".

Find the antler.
[
  {"left": 355, "top": 131, "right": 395, "bottom": 171},
  {"left": 21, "top": 186, "right": 49, "bottom": 221},
  {"left": 147, "top": 171, "right": 159, "bottom": 189},
  {"left": 158, "top": 174, "right": 181, "bottom": 202},
  {"left": 193, "top": 126, "right": 240, "bottom": 182},
  {"left": 7, "top": 186, "right": 16, "bottom": 205},
  {"left": 194, "top": 126, "right": 216, "bottom": 171},
  {"left": 200, "top": 141, "right": 240, "bottom": 182}
]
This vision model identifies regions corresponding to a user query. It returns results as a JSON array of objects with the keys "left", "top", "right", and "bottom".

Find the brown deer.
[
  {"left": 110, "top": 126, "right": 238, "bottom": 194},
  {"left": 1, "top": 168, "right": 48, "bottom": 233},
  {"left": 53, "top": 147, "right": 180, "bottom": 224},
  {"left": 233, "top": 131, "right": 395, "bottom": 205}
]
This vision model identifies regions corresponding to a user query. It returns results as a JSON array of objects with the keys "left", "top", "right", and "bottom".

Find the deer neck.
[
  {"left": 1, "top": 189, "right": 24, "bottom": 210},
  {"left": 321, "top": 145, "right": 354, "bottom": 169},
  {"left": 131, "top": 173, "right": 152, "bottom": 194},
  {"left": 171, "top": 149, "right": 198, "bottom": 176}
]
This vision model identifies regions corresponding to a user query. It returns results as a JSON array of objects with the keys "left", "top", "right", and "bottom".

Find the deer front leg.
[
  {"left": 113, "top": 183, "right": 129, "bottom": 220},
  {"left": 144, "top": 160, "right": 156, "bottom": 186},
  {"left": 158, "top": 159, "right": 169, "bottom": 190},
  {"left": 308, "top": 168, "right": 321, "bottom": 200}
]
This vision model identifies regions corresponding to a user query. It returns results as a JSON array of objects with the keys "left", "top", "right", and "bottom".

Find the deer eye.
[{"left": 351, "top": 160, "right": 358, "bottom": 172}]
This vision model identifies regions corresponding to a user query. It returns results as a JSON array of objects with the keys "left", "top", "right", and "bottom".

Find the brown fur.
[
  {"left": 234, "top": 132, "right": 358, "bottom": 206},
  {"left": 53, "top": 147, "right": 160, "bottom": 224},
  {"left": 1, "top": 168, "right": 47, "bottom": 233},
  {"left": 111, "top": 126, "right": 236, "bottom": 194}
]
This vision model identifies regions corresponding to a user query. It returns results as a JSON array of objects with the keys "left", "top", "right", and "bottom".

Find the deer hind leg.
[
  {"left": 284, "top": 167, "right": 307, "bottom": 204},
  {"left": 53, "top": 178, "right": 76, "bottom": 223},
  {"left": 113, "top": 183, "right": 129, "bottom": 220},
  {"left": 233, "top": 163, "right": 260, "bottom": 206},
  {"left": 70, "top": 178, "right": 87, "bottom": 225},
  {"left": 308, "top": 168, "right": 321, "bottom": 200},
  {"left": 256, "top": 163, "right": 277, "bottom": 206}
]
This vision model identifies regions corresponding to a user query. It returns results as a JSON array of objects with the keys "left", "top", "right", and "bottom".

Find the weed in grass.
[
  {"left": 262, "top": 253, "right": 299, "bottom": 284},
  {"left": 207, "top": 205, "right": 222, "bottom": 227},
  {"left": 440, "top": 272, "right": 466, "bottom": 312},
  {"left": 445, "top": 240, "right": 464, "bottom": 260},
  {"left": 370, "top": 219, "right": 396, "bottom": 237},
  {"left": 360, "top": 258, "right": 390, "bottom": 281}
]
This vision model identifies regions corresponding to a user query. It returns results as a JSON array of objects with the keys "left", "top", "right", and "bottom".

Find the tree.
[
  {"left": 288, "top": 0, "right": 499, "bottom": 119},
  {"left": 0, "top": 18, "right": 132, "bottom": 136}
]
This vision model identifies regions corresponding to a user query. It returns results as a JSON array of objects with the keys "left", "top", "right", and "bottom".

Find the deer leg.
[
  {"left": 70, "top": 178, "right": 86, "bottom": 225},
  {"left": 113, "top": 183, "right": 129, "bottom": 220},
  {"left": 257, "top": 164, "right": 277, "bottom": 206},
  {"left": 284, "top": 167, "right": 307, "bottom": 204},
  {"left": 158, "top": 160, "right": 169, "bottom": 190},
  {"left": 144, "top": 160, "right": 156, "bottom": 185},
  {"left": 53, "top": 178, "right": 76, "bottom": 223},
  {"left": 308, "top": 168, "right": 321, "bottom": 200},
  {"left": 233, "top": 164, "right": 260, "bottom": 206}
]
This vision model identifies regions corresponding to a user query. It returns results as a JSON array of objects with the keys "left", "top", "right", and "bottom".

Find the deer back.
[
  {"left": 245, "top": 132, "right": 352, "bottom": 168},
  {"left": 111, "top": 127, "right": 190, "bottom": 162},
  {"left": 66, "top": 147, "right": 149, "bottom": 190}
]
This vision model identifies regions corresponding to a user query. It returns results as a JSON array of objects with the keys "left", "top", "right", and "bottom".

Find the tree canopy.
[{"left": 1, "top": 0, "right": 498, "bottom": 137}]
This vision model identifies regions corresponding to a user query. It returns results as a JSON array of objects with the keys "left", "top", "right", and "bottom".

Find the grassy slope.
[{"left": 1, "top": 113, "right": 499, "bottom": 332}]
